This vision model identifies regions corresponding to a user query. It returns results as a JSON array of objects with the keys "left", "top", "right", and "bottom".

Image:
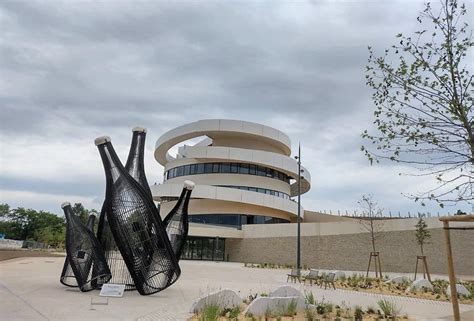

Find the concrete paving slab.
[{"left": 0, "top": 258, "right": 472, "bottom": 321}]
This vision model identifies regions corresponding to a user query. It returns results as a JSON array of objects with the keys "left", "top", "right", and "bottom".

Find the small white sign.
[{"left": 100, "top": 284, "right": 125, "bottom": 297}]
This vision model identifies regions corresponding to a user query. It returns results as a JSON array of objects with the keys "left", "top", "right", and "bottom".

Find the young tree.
[
  {"left": 358, "top": 195, "right": 386, "bottom": 278},
  {"left": 415, "top": 216, "right": 431, "bottom": 255},
  {"left": 358, "top": 195, "right": 385, "bottom": 252},
  {"left": 362, "top": 0, "right": 473, "bottom": 207}
]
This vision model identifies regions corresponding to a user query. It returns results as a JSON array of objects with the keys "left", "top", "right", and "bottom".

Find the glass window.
[
  {"left": 265, "top": 189, "right": 271, "bottom": 195},
  {"left": 239, "top": 163, "right": 249, "bottom": 174},
  {"left": 204, "top": 163, "right": 213, "bottom": 173},
  {"left": 270, "top": 190, "right": 275, "bottom": 196},
  {"left": 231, "top": 163, "right": 239, "bottom": 173},
  {"left": 184, "top": 165, "right": 190, "bottom": 176},
  {"left": 212, "top": 163, "right": 220, "bottom": 173},
  {"left": 266, "top": 168, "right": 273, "bottom": 177},
  {"left": 196, "top": 163, "right": 205, "bottom": 174},
  {"left": 249, "top": 187, "right": 257, "bottom": 192},
  {"left": 257, "top": 166, "right": 266, "bottom": 176},
  {"left": 249, "top": 164, "right": 256, "bottom": 175},
  {"left": 189, "top": 164, "right": 196, "bottom": 175},
  {"left": 221, "top": 163, "right": 231, "bottom": 173},
  {"left": 257, "top": 188, "right": 265, "bottom": 193},
  {"left": 177, "top": 166, "right": 184, "bottom": 177}
]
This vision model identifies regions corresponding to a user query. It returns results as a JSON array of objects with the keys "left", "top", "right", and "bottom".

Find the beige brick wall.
[{"left": 225, "top": 228, "right": 474, "bottom": 276}]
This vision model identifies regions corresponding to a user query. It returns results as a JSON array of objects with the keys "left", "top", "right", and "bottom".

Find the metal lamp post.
[{"left": 294, "top": 143, "right": 302, "bottom": 271}]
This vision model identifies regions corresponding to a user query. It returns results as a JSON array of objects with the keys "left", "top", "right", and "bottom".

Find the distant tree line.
[{"left": 0, "top": 203, "right": 98, "bottom": 248}]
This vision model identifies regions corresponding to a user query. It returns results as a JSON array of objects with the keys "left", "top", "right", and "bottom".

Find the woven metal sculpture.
[
  {"left": 60, "top": 214, "right": 96, "bottom": 287},
  {"left": 163, "top": 181, "right": 194, "bottom": 261},
  {"left": 96, "top": 127, "right": 150, "bottom": 290},
  {"left": 63, "top": 202, "right": 111, "bottom": 292},
  {"left": 95, "top": 136, "right": 180, "bottom": 295}
]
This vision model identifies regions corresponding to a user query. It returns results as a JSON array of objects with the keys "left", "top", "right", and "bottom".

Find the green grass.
[
  {"left": 377, "top": 299, "right": 400, "bottom": 318},
  {"left": 199, "top": 303, "right": 221, "bottom": 321}
]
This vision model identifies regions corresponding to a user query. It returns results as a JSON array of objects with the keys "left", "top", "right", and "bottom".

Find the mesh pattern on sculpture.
[
  {"left": 97, "top": 141, "right": 180, "bottom": 295},
  {"left": 63, "top": 204, "right": 111, "bottom": 292},
  {"left": 60, "top": 214, "right": 96, "bottom": 287},
  {"left": 163, "top": 188, "right": 192, "bottom": 261},
  {"left": 96, "top": 130, "right": 150, "bottom": 290}
]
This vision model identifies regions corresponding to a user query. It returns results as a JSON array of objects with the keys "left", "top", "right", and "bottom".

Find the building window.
[
  {"left": 164, "top": 162, "right": 291, "bottom": 184},
  {"left": 204, "top": 163, "right": 213, "bottom": 173},
  {"left": 221, "top": 163, "right": 231, "bottom": 173}
]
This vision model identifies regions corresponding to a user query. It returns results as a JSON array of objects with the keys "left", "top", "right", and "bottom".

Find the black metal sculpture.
[
  {"left": 63, "top": 202, "right": 111, "bottom": 292},
  {"left": 95, "top": 136, "right": 180, "bottom": 295},
  {"left": 95, "top": 127, "right": 150, "bottom": 290},
  {"left": 60, "top": 214, "right": 97, "bottom": 287},
  {"left": 163, "top": 181, "right": 194, "bottom": 261}
]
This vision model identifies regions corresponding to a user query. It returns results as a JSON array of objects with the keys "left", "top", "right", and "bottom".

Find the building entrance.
[{"left": 181, "top": 236, "right": 226, "bottom": 261}]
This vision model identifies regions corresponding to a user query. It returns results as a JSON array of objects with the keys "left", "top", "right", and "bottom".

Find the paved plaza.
[{"left": 1, "top": 257, "right": 473, "bottom": 321}]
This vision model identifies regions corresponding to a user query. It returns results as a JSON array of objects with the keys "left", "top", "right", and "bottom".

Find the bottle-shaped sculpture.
[
  {"left": 60, "top": 214, "right": 97, "bottom": 287},
  {"left": 63, "top": 202, "right": 111, "bottom": 292},
  {"left": 125, "top": 127, "right": 153, "bottom": 198},
  {"left": 95, "top": 136, "right": 180, "bottom": 295},
  {"left": 96, "top": 127, "right": 150, "bottom": 290},
  {"left": 163, "top": 180, "right": 194, "bottom": 261}
]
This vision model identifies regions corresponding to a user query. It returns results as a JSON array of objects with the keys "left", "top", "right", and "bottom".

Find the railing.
[{"left": 317, "top": 210, "right": 467, "bottom": 219}]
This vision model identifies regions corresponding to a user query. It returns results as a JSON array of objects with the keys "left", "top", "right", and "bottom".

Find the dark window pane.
[
  {"left": 222, "top": 163, "right": 231, "bottom": 173},
  {"left": 257, "top": 188, "right": 265, "bottom": 193},
  {"left": 197, "top": 163, "right": 205, "bottom": 174},
  {"left": 270, "top": 190, "right": 275, "bottom": 196},
  {"left": 249, "top": 164, "right": 256, "bottom": 175},
  {"left": 231, "top": 163, "right": 239, "bottom": 173},
  {"left": 204, "top": 163, "right": 213, "bottom": 173},
  {"left": 239, "top": 164, "right": 249, "bottom": 174},
  {"left": 177, "top": 166, "right": 184, "bottom": 176},
  {"left": 249, "top": 187, "right": 257, "bottom": 192},
  {"left": 184, "top": 165, "right": 191, "bottom": 176},
  {"left": 257, "top": 166, "right": 266, "bottom": 176},
  {"left": 212, "top": 163, "right": 220, "bottom": 173},
  {"left": 266, "top": 168, "right": 273, "bottom": 177}
]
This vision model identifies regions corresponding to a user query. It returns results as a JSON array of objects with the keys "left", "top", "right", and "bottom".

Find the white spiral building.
[{"left": 152, "top": 119, "right": 311, "bottom": 260}]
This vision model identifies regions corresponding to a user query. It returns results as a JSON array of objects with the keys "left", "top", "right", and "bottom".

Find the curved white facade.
[{"left": 152, "top": 119, "right": 311, "bottom": 227}]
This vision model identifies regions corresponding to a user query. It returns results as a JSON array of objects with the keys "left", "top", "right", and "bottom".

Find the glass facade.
[
  {"left": 216, "top": 185, "right": 290, "bottom": 200},
  {"left": 164, "top": 162, "right": 290, "bottom": 183},
  {"left": 181, "top": 236, "right": 225, "bottom": 261},
  {"left": 189, "top": 214, "right": 290, "bottom": 228}
]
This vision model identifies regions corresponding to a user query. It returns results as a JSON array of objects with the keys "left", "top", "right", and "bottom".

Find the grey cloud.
[{"left": 1, "top": 0, "right": 471, "bottom": 214}]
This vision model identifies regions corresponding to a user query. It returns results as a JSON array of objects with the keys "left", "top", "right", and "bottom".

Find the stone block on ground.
[
  {"left": 445, "top": 284, "right": 471, "bottom": 298},
  {"left": 269, "top": 285, "right": 304, "bottom": 298},
  {"left": 190, "top": 289, "right": 241, "bottom": 313},
  {"left": 406, "top": 279, "right": 433, "bottom": 292},
  {"left": 244, "top": 296, "right": 306, "bottom": 317},
  {"left": 385, "top": 276, "right": 410, "bottom": 285}
]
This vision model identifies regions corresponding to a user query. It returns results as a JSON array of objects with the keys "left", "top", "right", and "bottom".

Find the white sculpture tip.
[
  {"left": 61, "top": 202, "right": 71, "bottom": 209},
  {"left": 132, "top": 126, "right": 147, "bottom": 133},
  {"left": 94, "top": 136, "right": 111, "bottom": 146},
  {"left": 184, "top": 180, "right": 195, "bottom": 190}
]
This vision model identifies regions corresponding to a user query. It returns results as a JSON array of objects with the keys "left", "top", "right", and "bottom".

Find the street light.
[{"left": 294, "top": 143, "right": 302, "bottom": 271}]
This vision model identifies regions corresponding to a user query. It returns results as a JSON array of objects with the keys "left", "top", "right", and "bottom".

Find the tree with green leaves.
[
  {"left": 415, "top": 216, "right": 431, "bottom": 255},
  {"left": 362, "top": 0, "right": 473, "bottom": 208}
]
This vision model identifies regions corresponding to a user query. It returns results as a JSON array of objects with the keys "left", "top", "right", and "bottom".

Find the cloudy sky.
[{"left": 1, "top": 0, "right": 472, "bottom": 216}]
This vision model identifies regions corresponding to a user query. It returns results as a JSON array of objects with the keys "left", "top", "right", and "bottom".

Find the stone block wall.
[{"left": 225, "top": 228, "right": 474, "bottom": 276}]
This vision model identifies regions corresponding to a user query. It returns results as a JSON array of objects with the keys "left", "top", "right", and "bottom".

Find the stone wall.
[{"left": 225, "top": 228, "right": 474, "bottom": 276}]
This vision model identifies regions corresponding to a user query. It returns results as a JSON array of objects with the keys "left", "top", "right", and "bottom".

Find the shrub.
[
  {"left": 284, "top": 299, "right": 297, "bottom": 316},
  {"left": 354, "top": 305, "right": 363, "bottom": 321},
  {"left": 377, "top": 299, "right": 400, "bottom": 318},
  {"left": 305, "top": 306, "right": 316, "bottom": 321},
  {"left": 305, "top": 291, "right": 315, "bottom": 305},
  {"left": 200, "top": 303, "right": 220, "bottom": 321},
  {"left": 228, "top": 306, "right": 240, "bottom": 320}
]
